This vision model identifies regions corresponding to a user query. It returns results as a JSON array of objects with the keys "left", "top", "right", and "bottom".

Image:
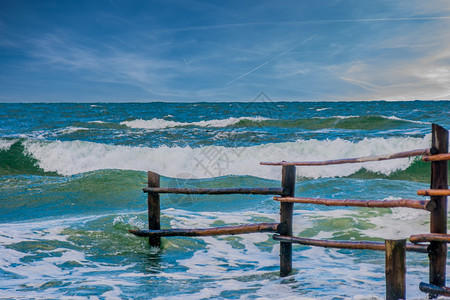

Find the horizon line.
[{"left": 1, "top": 99, "right": 449, "bottom": 104}]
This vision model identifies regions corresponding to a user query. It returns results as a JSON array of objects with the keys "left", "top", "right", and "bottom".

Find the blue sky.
[{"left": 1, "top": 0, "right": 450, "bottom": 102}]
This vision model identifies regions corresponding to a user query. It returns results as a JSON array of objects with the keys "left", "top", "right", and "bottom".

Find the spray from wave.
[
  {"left": 120, "top": 116, "right": 270, "bottom": 129},
  {"left": 0, "top": 134, "right": 430, "bottom": 180},
  {"left": 119, "top": 115, "right": 429, "bottom": 131}
]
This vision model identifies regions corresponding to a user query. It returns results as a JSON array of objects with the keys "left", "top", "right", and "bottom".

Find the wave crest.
[
  {"left": 10, "top": 135, "right": 431, "bottom": 180},
  {"left": 120, "top": 116, "right": 269, "bottom": 129}
]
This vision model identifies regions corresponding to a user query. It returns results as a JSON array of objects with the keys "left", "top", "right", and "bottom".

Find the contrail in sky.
[
  {"left": 340, "top": 76, "right": 381, "bottom": 93},
  {"left": 183, "top": 57, "right": 192, "bottom": 71},
  {"left": 226, "top": 35, "right": 316, "bottom": 86},
  {"left": 164, "top": 16, "right": 450, "bottom": 33}
]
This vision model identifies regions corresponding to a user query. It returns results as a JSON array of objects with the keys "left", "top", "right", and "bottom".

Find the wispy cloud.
[
  {"left": 226, "top": 35, "right": 316, "bottom": 86},
  {"left": 24, "top": 32, "right": 186, "bottom": 97},
  {"left": 154, "top": 17, "right": 450, "bottom": 34},
  {"left": 339, "top": 77, "right": 381, "bottom": 93},
  {"left": 335, "top": 56, "right": 450, "bottom": 101},
  {"left": 1, "top": 0, "right": 450, "bottom": 102},
  {"left": 333, "top": 19, "right": 450, "bottom": 100}
]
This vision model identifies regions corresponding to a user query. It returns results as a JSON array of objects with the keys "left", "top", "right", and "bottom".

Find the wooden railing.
[{"left": 129, "top": 124, "right": 449, "bottom": 299}]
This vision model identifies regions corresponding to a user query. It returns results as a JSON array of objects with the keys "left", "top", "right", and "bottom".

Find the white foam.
[
  {"left": 0, "top": 207, "right": 434, "bottom": 298},
  {"left": 22, "top": 134, "right": 431, "bottom": 178},
  {"left": 314, "top": 115, "right": 358, "bottom": 120},
  {"left": 314, "top": 114, "right": 431, "bottom": 125},
  {"left": 120, "top": 116, "right": 270, "bottom": 129},
  {"left": 0, "top": 138, "right": 17, "bottom": 150},
  {"left": 385, "top": 115, "right": 430, "bottom": 125},
  {"left": 0, "top": 214, "right": 142, "bottom": 299},
  {"left": 333, "top": 115, "right": 358, "bottom": 119},
  {"left": 155, "top": 208, "right": 430, "bottom": 299},
  {"left": 13, "top": 127, "right": 88, "bottom": 140},
  {"left": 55, "top": 126, "right": 89, "bottom": 135}
]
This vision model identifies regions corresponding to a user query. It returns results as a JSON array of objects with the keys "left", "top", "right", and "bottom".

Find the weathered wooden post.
[
  {"left": 429, "top": 124, "right": 448, "bottom": 296},
  {"left": 280, "top": 165, "right": 296, "bottom": 277},
  {"left": 147, "top": 171, "right": 161, "bottom": 247},
  {"left": 385, "top": 239, "right": 406, "bottom": 300}
]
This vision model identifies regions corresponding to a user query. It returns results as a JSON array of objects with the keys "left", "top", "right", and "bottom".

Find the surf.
[{"left": 1, "top": 135, "right": 431, "bottom": 182}]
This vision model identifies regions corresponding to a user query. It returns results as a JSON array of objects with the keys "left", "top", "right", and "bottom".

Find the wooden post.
[
  {"left": 280, "top": 165, "right": 296, "bottom": 277},
  {"left": 147, "top": 171, "right": 161, "bottom": 248},
  {"left": 385, "top": 239, "right": 406, "bottom": 300},
  {"left": 429, "top": 124, "right": 448, "bottom": 295}
]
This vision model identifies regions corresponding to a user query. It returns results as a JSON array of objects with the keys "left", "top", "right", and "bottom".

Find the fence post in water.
[
  {"left": 429, "top": 124, "right": 449, "bottom": 295},
  {"left": 147, "top": 171, "right": 161, "bottom": 248},
  {"left": 280, "top": 165, "right": 296, "bottom": 277},
  {"left": 385, "top": 239, "right": 406, "bottom": 300}
]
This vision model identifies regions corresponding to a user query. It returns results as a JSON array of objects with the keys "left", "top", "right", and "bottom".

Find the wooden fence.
[{"left": 129, "top": 124, "right": 449, "bottom": 299}]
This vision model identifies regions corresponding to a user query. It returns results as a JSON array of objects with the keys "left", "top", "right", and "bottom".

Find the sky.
[{"left": 1, "top": 0, "right": 450, "bottom": 102}]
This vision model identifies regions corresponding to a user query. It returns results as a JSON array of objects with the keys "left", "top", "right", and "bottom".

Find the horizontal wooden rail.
[
  {"left": 260, "top": 148, "right": 432, "bottom": 166},
  {"left": 419, "top": 282, "right": 450, "bottom": 296},
  {"left": 129, "top": 223, "right": 286, "bottom": 237},
  {"left": 143, "top": 187, "right": 286, "bottom": 195},
  {"left": 410, "top": 233, "right": 450, "bottom": 244},
  {"left": 273, "top": 235, "right": 428, "bottom": 253},
  {"left": 274, "top": 196, "right": 435, "bottom": 211},
  {"left": 422, "top": 153, "right": 450, "bottom": 162},
  {"left": 417, "top": 189, "right": 450, "bottom": 196}
]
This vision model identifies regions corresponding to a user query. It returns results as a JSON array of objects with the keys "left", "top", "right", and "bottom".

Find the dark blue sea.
[{"left": 1, "top": 100, "right": 449, "bottom": 299}]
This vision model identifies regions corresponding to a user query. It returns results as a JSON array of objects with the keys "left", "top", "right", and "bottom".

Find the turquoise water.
[{"left": 0, "top": 101, "right": 449, "bottom": 299}]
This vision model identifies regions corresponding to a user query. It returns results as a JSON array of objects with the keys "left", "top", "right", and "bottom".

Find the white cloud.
[
  {"left": 2, "top": 0, "right": 450, "bottom": 101},
  {"left": 330, "top": 14, "right": 450, "bottom": 100},
  {"left": 420, "top": 67, "right": 450, "bottom": 85},
  {"left": 26, "top": 33, "right": 186, "bottom": 96}
]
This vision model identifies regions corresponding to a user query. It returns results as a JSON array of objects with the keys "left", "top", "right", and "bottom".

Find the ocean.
[{"left": 0, "top": 100, "right": 449, "bottom": 299}]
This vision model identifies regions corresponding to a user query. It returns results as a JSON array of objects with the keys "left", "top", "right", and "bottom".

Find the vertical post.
[
  {"left": 148, "top": 171, "right": 161, "bottom": 248},
  {"left": 280, "top": 165, "right": 296, "bottom": 277},
  {"left": 385, "top": 239, "right": 406, "bottom": 300},
  {"left": 429, "top": 124, "right": 448, "bottom": 295}
]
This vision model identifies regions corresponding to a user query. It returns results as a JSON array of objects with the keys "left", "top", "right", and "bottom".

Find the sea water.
[{"left": 0, "top": 100, "right": 449, "bottom": 299}]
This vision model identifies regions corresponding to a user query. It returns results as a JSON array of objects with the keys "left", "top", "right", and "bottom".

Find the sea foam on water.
[
  {"left": 19, "top": 134, "right": 430, "bottom": 179},
  {"left": 1, "top": 101, "right": 448, "bottom": 298}
]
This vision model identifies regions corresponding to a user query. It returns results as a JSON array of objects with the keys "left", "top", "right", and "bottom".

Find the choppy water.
[{"left": 0, "top": 100, "right": 449, "bottom": 299}]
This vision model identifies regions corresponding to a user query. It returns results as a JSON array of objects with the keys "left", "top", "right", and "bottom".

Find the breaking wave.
[
  {"left": 120, "top": 115, "right": 429, "bottom": 131},
  {"left": 0, "top": 135, "right": 432, "bottom": 181},
  {"left": 120, "top": 116, "right": 270, "bottom": 129}
]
